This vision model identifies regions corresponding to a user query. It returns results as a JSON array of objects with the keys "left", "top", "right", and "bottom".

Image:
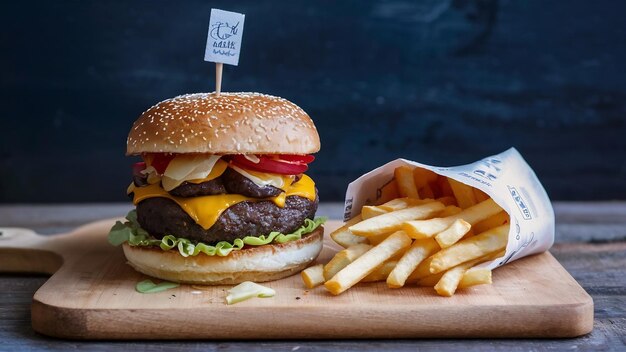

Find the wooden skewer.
[{"left": 215, "top": 62, "right": 223, "bottom": 96}]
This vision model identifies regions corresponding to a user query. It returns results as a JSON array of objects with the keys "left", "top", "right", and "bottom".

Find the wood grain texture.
[
  {"left": 1, "top": 203, "right": 624, "bottom": 350},
  {"left": 0, "top": 219, "right": 592, "bottom": 339}
]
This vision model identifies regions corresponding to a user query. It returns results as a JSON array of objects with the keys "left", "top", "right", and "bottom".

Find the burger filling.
[
  {"left": 109, "top": 153, "right": 324, "bottom": 257},
  {"left": 136, "top": 195, "right": 318, "bottom": 244},
  {"left": 168, "top": 168, "right": 284, "bottom": 198}
]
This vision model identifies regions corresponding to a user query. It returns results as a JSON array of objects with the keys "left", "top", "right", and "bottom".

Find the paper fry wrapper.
[{"left": 342, "top": 147, "right": 555, "bottom": 270}]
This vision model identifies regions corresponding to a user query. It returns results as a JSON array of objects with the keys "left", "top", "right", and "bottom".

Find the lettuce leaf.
[
  {"left": 135, "top": 279, "right": 179, "bottom": 294},
  {"left": 108, "top": 210, "right": 326, "bottom": 257}
]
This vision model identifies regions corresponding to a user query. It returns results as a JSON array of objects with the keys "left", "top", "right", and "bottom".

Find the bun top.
[{"left": 127, "top": 92, "right": 320, "bottom": 155}]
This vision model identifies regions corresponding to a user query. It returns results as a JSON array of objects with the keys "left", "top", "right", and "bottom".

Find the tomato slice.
[
  {"left": 273, "top": 154, "right": 315, "bottom": 164},
  {"left": 141, "top": 153, "right": 312, "bottom": 176},
  {"left": 231, "top": 155, "right": 309, "bottom": 175},
  {"left": 146, "top": 153, "right": 175, "bottom": 174}
]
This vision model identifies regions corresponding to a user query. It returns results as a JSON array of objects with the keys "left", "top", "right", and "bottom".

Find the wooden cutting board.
[{"left": 0, "top": 219, "right": 593, "bottom": 339}]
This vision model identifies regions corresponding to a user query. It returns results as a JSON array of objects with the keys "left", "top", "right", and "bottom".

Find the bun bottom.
[{"left": 122, "top": 226, "right": 323, "bottom": 285}]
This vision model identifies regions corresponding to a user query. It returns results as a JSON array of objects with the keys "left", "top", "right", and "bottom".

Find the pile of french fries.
[{"left": 301, "top": 166, "right": 510, "bottom": 297}]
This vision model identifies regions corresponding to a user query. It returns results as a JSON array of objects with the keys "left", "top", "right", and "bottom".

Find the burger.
[{"left": 108, "top": 92, "right": 324, "bottom": 285}]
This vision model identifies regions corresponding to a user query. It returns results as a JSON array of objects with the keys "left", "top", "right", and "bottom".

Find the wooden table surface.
[{"left": 1, "top": 202, "right": 625, "bottom": 351}]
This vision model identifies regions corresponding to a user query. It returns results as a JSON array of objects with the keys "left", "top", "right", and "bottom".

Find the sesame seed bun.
[
  {"left": 126, "top": 92, "right": 321, "bottom": 155},
  {"left": 122, "top": 226, "right": 324, "bottom": 285}
]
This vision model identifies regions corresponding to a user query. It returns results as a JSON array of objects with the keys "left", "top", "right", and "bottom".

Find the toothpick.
[{"left": 215, "top": 62, "right": 223, "bottom": 96}]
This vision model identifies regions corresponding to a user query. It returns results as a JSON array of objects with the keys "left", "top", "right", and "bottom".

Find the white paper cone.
[{"left": 342, "top": 148, "right": 555, "bottom": 270}]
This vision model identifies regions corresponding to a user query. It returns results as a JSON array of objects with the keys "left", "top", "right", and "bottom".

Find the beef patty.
[
  {"left": 136, "top": 194, "right": 318, "bottom": 244},
  {"left": 167, "top": 177, "right": 227, "bottom": 197},
  {"left": 166, "top": 168, "right": 282, "bottom": 198}
]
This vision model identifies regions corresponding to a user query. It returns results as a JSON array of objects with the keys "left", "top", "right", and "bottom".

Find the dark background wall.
[{"left": 1, "top": 0, "right": 625, "bottom": 203}]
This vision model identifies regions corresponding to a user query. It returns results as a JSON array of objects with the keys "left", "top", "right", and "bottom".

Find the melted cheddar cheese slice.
[{"left": 130, "top": 173, "right": 316, "bottom": 230}]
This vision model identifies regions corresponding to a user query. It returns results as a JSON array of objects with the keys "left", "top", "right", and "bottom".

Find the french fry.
[
  {"left": 435, "top": 196, "right": 457, "bottom": 207},
  {"left": 378, "top": 197, "right": 411, "bottom": 211},
  {"left": 437, "top": 176, "right": 455, "bottom": 197},
  {"left": 367, "top": 232, "right": 392, "bottom": 246},
  {"left": 447, "top": 177, "right": 478, "bottom": 209},
  {"left": 363, "top": 260, "right": 398, "bottom": 282},
  {"left": 473, "top": 211, "right": 510, "bottom": 234},
  {"left": 323, "top": 244, "right": 372, "bottom": 281},
  {"left": 301, "top": 264, "right": 325, "bottom": 289},
  {"left": 429, "top": 224, "right": 509, "bottom": 274},
  {"left": 378, "top": 197, "right": 433, "bottom": 211},
  {"left": 490, "top": 250, "right": 506, "bottom": 260},
  {"left": 395, "top": 166, "right": 420, "bottom": 198},
  {"left": 461, "top": 228, "right": 476, "bottom": 241},
  {"left": 413, "top": 167, "right": 438, "bottom": 187},
  {"left": 417, "top": 258, "right": 492, "bottom": 289},
  {"left": 434, "top": 259, "right": 478, "bottom": 296},
  {"left": 403, "top": 218, "right": 455, "bottom": 240},
  {"left": 406, "top": 256, "right": 435, "bottom": 282},
  {"left": 330, "top": 215, "right": 369, "bottom": 248},
  {"left": 418, "top": 185, "right": 435, "bottom": 199},
  {"left": 349, "top": 202, "right": 445, "bottom": 236},
  {"left": 428, "top": 182, "right": 443, "bottom": 199},
  {"left": 473, "top": 188, "right": 490, "bottom": 202},
  {"left": 434, "top": 219, "right": 472, "bottom": 248},
  {"left": 330, "top": 230, "right": 369, "bottom": 248},
  {"left": 434, "top": 250, "right": 502, "bottom": 295},
  {"left": 458, "top": 268, "right": 492, "bottom": 288},
  {"left": 403, "top": 198, "right": 503, "bottom": 239},
  {"left": 361, "top": 205, "right": 388, "bottom": 219},
  {"left": 361, "top": 194, "right": 435, "bottom": 221},
  {"left": 325, "top": 231, "right": 412, "bottom": 295},
  {"left": 413, "top": 168, "right": 438, "bottom": 199},
  {"left": 378, "top": 179, "right": 400, "bottom": 204},
  {"left": 437, "top": 205, "right": 462, "bottom": 217},
  {"left": 387, "top": 238, "right": 439, "bottom": 288}
]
